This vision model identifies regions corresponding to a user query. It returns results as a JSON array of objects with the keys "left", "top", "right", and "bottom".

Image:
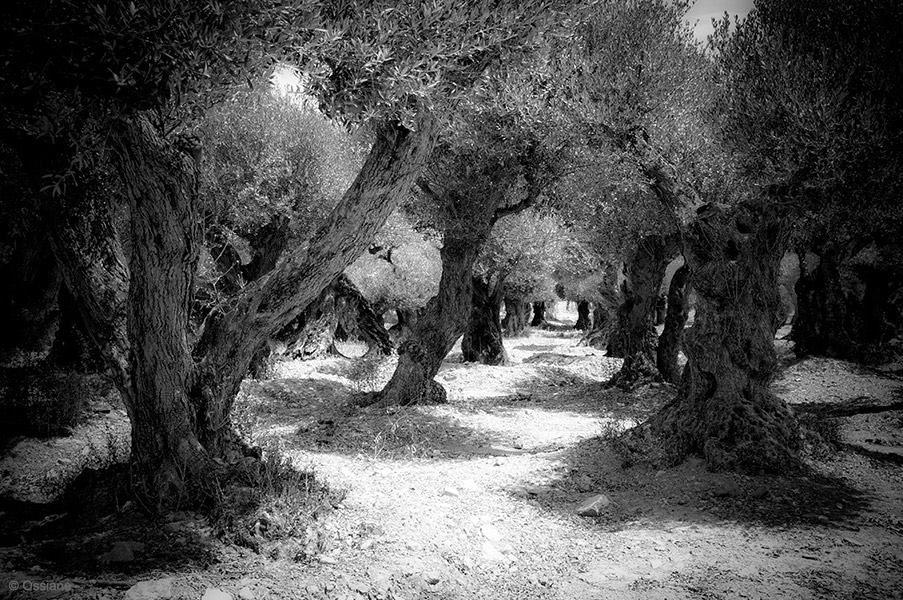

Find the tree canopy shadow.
[
  {"left": 502, "top": 430, "right": 873, "bottom": 532},
  {"left": 0, "top": 465, "right": 220, "bottom": 579}
]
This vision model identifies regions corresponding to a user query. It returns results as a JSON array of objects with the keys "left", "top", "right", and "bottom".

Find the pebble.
[
  {"left": 442, "top": 487, "right": 460, "bottom": 497},
  {"left": 201, "top": 589, "right": 232, "bottom": 600},
  {"left": 124, "top": 578, "right": 175, "bottom": 600},
  {"left": 576, "top": 494, "right": 611, "bottom": 517},
  {"left": 238, "top": 587, "right": 255, "bottom": 600}
]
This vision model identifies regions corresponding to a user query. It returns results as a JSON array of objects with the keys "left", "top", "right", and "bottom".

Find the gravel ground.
[{"left": 2, "top": 318, "right": 901, "bottom": 600}]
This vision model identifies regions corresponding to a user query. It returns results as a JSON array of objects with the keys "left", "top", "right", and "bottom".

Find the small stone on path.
[
  {"left": 442, "top": 487, "right": 460, "bottom": 497},
  {"left": 576, "top": 494, "right": 611, "bottom": 517},
  {"left": 124, "top": 578, "right": 175, "bottom": 600},
  {"left": 201, "top": 589, "right": 232, "bottom": 600}
]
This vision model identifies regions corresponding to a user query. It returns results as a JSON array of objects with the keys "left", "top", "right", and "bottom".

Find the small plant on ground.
[{"left": 209, "top": 444, "right": 345, "bottom": 558}]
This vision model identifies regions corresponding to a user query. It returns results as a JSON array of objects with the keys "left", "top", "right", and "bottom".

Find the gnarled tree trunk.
[
  {"left": 462, "top": 278, "right": 508, "bottom": 365},
  {"left": 47, "top": 114, "right": 436, "bottom": 508},
  {"left": 609, "top": 235, "right": 677, "bottom": 389},
  {"left": 502, "top": 298, "right": 531, "bottom": 336},
  {"left": 649, "top": 202, "right": 800, "bottom": 474},
  {"left": 374, "top": 237, "right": 482, "bottom": 406},
  {"left": 530, "top": 301, "right": 547, "bottom": 327},
  {"left": 656, "top": 264, "right": 689, "bottom": 383}
]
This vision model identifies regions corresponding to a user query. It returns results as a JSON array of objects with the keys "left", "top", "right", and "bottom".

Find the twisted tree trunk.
[
  {"left": 374, "top": 237, "right": 483, "bottom": 406},
  {"left": 656, "top": 264, "right": 689, "bottom": 383},
  {"left": 45, "top": 114, "right": 436, "bottom": 508},
  {"left": 609, "top": 235, "right": 677, "bottom": 388},
  {"left": 649, "top": 202, "right": 800, "bottom": 474},
  {"left": 462, "top": 278, "right": 508, "bottom": 365}
]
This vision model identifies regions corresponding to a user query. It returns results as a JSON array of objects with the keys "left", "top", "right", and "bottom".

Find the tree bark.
[
  {"left": 389, "top": 307, "right": 420, "bottom": 344},
  {"left": 649, "top": 202, "right": 800, "bottom": 474},
  {"left": 609, "top": 235, "right": 677, "bottom": 389},
  {"left": 574, "top": 300, "right": 591, "bottom": 330},
  {"left": 190, "top": 116, "right": 436, "bottom": 452},
  {"left": 656, "top": 264, "right": 690, "bottom": 383},
  {"left": 461, "top": 278, "right": 509, "bottom": 365},
  {"left": 374, "top": 237, "right": 482, "bottom": 406},
  {"left": 502, "top": 298, "right": 531, "bottom": 336},
  {"left": 108, "top": 117, "right": 211, "bottom": 505},
  {"left": 43, "top": 114, "right": 435, "bottom": 508},
  {"left": 530, "top": 301, "right": 547, "bottom": 327}
]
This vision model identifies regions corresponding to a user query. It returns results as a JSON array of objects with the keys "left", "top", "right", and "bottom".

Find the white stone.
[
  {"left": 576, "top": 494, "right": 612, "bottom": 517},
  {"left": 201, "top": 589, "right": 233, "bottom": 600},
  {"left": 124, "top": 578, "right": 176, "bottom": 600}
]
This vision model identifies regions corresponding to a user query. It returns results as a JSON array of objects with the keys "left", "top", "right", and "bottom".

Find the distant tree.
[{"left": 462, "top": 209, "right": 570, "bottom": 360}]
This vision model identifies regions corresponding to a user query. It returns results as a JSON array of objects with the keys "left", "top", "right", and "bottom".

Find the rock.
[
  {"left": 576, "top": 494, "right": 611, "bottom": 517},
  {"left": 480, "top": 524, "right": 502, "bottom": 542},
  {"left": 318, "top": 554, "right": 338, "bottom": 564},
  {"left": 124, "top": 578, "right": 176, "bottom": 600},
  {"left": 360, "top": 539, "right": 374, "bottom": 550},
  {"left": 201, "top": 589, "right": 232, "bottom": 600},
  {"left": 442, "top": 487, "right": 460, "bottom": 497},
  {"left": 238, "top": 588, "right": 255, "bottom": 600}
]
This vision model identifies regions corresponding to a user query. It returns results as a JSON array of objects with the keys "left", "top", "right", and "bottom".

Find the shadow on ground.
[
  {"left": 0, "top": 465, "right": 220, "bottom": 579},
  {"left": 504, "top": 431, "right": 873, "bottom": 532}
]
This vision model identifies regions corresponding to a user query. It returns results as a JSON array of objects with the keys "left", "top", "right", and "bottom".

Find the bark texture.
[
  {"left": 41, "top": 114, "right": 436, "bottom": 508},
  {"left": 608, "top": 235, "right": 677, "bottom": 389},
  {"left": 649, "top": 203, "right": 800, "bottom": 474},
  {"left": 461, "top": 278, "right": 508, "bottom": 365},
  {"left": 375, "top": 237, "right": 482, "bottom": 406},
  {"left": 656, "top": 264, "right": 690, "bottom": 383}
]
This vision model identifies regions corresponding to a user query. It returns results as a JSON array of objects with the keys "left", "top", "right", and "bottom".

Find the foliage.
[
  {"left": 711, "top": 0, "right": 903, "bottom": 246},
  {"left": 345, "top": 212, "right": 442, "bottom": 312},
  {"left": 546, "top": 0, "right": 736, "bottom": 257},
  {"left": 197, "top": 89, "right": 363, "bottom": 243},
  {"left": 476, "top": 209, "right": 572, "bottom": 301}
]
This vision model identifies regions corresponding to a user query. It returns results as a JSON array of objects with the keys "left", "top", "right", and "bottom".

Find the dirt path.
[
  {"left": 1, "top": 320, "right": 901, "bottom": 599},
  {"left": 234, "top": 326, "right": 903, "bottom": 600}
]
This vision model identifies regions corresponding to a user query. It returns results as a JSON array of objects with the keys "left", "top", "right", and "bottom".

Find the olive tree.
[{"left": 1, "top": 0, "right": 569, "bottom": 507}]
